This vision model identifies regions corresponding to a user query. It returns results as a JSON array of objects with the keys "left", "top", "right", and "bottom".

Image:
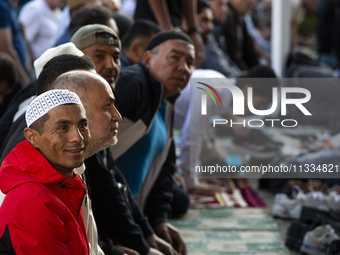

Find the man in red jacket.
[{"left": 0, "top": 89, "right": 90, "bottom": 255}]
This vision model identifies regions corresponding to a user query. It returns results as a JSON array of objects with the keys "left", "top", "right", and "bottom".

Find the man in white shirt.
[{"left": 19, "top": 0, "right": 65, "bottom": 60}]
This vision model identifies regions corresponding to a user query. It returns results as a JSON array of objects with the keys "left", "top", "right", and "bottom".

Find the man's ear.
[
  {"left": 142, "top": 51, "right": 152, "bottom": 69},
  {"left": 24, "top": 127, "right": 40, "bottom": 149},
  {"left": 129, "top": 40, "right": 141, "bottom": 63}
]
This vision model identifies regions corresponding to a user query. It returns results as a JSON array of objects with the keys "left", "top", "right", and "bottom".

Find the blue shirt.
[
  {"left": 116, "top": 101, "right": 168, "bottom": 196},
  {"left": 0, "top": 0, "right": 27, "bottom": 66}
]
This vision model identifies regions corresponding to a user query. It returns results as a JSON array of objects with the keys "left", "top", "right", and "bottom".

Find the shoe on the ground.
[
  {"left": 299, "top": 206, "right": 340, "bottom": 231},
  {"left": 311, "top": 211, "right": 340, "bottom": 233},
  {"left": 329, "top": 209, "right": 340, "bottom": 222},
  {"left": 327, "top": 191, "right": 340, "bottom": 211},
  {"left": 299, "top": 206, "right": 331, "bottom": 223},
  {"left": 285, "top": 220, "right": 314, "bottom": 251},
  {"left": 272, "top": 185, "right": 305, "bottom": 219},
  {"left": 327, "top": 239, "right": 340, "bottom": 255},
  {"left": 285, "top": 207, "right": 340, "bottom": 252},
  {"left": 300, "top": 224, "right": 340, "bottom": 255},
  {"left": 304, "top": 191, "right": 329, "bottom": 211}
]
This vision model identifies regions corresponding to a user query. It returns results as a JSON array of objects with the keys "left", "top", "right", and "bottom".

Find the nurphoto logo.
[{"left": 197, "top": 82, "right": 312, "bottom": 128}]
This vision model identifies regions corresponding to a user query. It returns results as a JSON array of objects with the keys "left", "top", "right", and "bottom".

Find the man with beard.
[
  {"left": 71, "top": 24, "right": 121, "bottom": 89},
  {"left": 111, "top": 30, "right": 196, "bottom": 255}
]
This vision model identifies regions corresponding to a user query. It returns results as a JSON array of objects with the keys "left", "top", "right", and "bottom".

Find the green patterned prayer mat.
[{"left": 169, "top": 208, "right": 290, "bottom": 255}]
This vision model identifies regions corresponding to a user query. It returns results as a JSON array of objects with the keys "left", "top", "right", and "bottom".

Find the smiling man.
[
  {"left": 71, "top": 24, "right": 121, "bottom": 89},
  {"left": 0, "top": 89, "right": 90, "bottom": 255}
]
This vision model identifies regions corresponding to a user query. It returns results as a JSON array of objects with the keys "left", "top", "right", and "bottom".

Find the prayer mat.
[
  {"left": 189, "top": 179, "right": 267, "bottom": 209},
  {"left": 169, "top": 208, "right": 290, "bottom": 255}
]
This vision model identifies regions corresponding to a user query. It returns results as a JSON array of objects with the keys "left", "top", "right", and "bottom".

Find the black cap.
[{"left": 145, "top": 30, "right": 194, "bottom": 51}]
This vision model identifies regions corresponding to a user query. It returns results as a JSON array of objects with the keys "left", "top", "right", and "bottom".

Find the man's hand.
[
  {"left": 116, "top": 245, "right": 140, "bottom": 255},
  {"left": 145, "top": 234, "right": 179, "bottom": 255},
  {"left": 153, "top": 222, "right": 187, "bottom": 255},
  {"left": 147, "top": 247, "right": 165, "bottom": 255}
]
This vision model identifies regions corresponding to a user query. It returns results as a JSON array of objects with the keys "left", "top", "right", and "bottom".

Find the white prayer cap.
[
  {"left": 26, "top": 90, "right": 84, "bottom": 128},
  {"left": 34, "top": 43, "right": 84, "bottom": 78}
]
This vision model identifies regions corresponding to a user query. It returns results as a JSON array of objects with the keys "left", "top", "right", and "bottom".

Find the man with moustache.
[
  {"left": 71, "top": 24, "right": 121, "bottom": 89},
  {"left": 112, "top": 30, "right": 196, "bottom": 255}
]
